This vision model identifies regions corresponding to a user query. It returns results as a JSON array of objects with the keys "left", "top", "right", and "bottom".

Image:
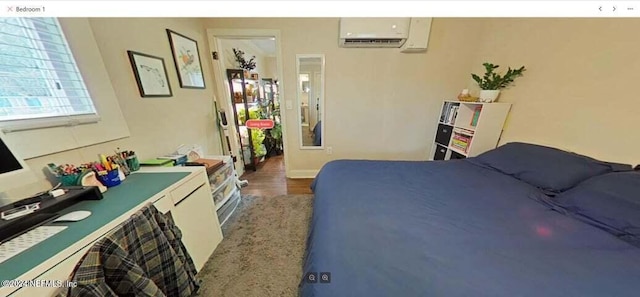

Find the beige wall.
[
  {"left": 6, "top": 17, "right": 631, "bottom": 196},
  {"left": 88, "top": 18, "right": 222, "bottom": 160},
  {"left": 204, "top": 18, "right": 485, "bottom": 176},
  {"left": 264, "top": 57, "right": 278, "bottom": 80},
  {"left": 470, "top": 18, "right": 640, "bottom": 165},
  {"left": 6, "top": 18, "right": 222, "bottom": 199}
]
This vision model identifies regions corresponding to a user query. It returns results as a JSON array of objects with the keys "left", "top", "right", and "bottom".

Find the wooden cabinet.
[
  {"left": 170, "top": 180, "right": 220, "bottom": 272},
  {"left": 430, "top": 100, "right": 511, "bottom": 160}
]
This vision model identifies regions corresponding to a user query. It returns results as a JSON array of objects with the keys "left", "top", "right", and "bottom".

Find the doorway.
[{"left": 207, "top": 29, "right": 287, "bottom": 177}]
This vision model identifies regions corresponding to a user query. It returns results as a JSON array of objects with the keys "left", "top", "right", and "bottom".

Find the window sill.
[{"left": 0, "top": 115, "right": 101, "bottom": 133}]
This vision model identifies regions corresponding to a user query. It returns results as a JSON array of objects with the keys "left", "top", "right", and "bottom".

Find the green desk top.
[{"left": 0, "top": 172, "right": 190, "bottom": 281}]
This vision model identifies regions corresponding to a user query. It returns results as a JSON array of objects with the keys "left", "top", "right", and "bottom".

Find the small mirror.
[{"left": 296, "top": 55, "right": 324, "bottom": 149}]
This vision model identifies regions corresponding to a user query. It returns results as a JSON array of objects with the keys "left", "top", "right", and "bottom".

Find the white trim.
[
  {"left": 289, "top": 169, "right": 319, "bottom": 179},
  {"left": 1, "top": 114, "right": 101, "bottom": 133},
  {"left": 296, "top": 54, "right": 325, "bottom": 150},
  {"left": 206, "top": 28, "right": 289, "bottom": 176}
]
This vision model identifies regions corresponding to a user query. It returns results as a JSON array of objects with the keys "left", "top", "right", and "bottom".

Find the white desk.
[{"left": 1, "top": 167, "right": 223, "bottom": 296}]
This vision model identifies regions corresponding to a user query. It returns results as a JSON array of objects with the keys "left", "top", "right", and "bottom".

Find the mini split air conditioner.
[
  {"left": 339, "top": 18, "right": 432, "bottom": 51},
  {"left": 339, "top": 18, "right": 409, "bottom": 48}
]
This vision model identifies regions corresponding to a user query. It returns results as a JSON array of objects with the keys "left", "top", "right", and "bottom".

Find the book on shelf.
[
  {"left": 453, "top": 133, "right": 471, "bottom": 142},
  {"left": 449, "top": 106, "right": 459, "bottom": 125},
  {"left": 440, "top": 102, "right": 449, "bottom": 123},
  {"left": 451, "top": 139, "right": 469, "bottom": 147},
  {"left": 451, "top": 145, "right": 469, "bottom": 154},
  {"left": 451, "top": 134, "right": 471, "bottom": 153},
  {"left": 451, "top": 143, "right": 468, "bottom": 152},
  {"left": 440, "top": 102, "right": 459, "bottom": 125},
  {"left": 470, "top": 106, "right": 482, "bottom": 127},
  {"left": 453, "top": 127, "right": 475, "bottom": 135},
  {"left": 451, "top": 142, "right": 466, "bottom": 149}
]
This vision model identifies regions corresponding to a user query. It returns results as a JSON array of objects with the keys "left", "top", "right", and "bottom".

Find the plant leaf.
[{"left": 473, "top": 62, "right": 526, "bottom": 90}]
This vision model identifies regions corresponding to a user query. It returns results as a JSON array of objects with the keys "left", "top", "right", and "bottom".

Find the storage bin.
[
  {"left": 212, "top": 175, "right": 236, "bottom": 207},
  {"left": 435, "top": 124, "right": 453, "bottom": 146},
  {"left": 433, "top": 144, "right": 447, "bottom": 160},
  {"left": 97, "top": 169, "right": 121, "bottom": 187},
  {"left": 450, "top": 151, "right": 467, "bottom": 160},
  {"left": 59, "top": 173, "right": 81, "bottom": 186},
  {"left": 126, "top": 156, "right": 140, "bottom": 171},
  {"left": 208, "top": 161, "right": 233, "bottom": 191},
  {"left": 216, "top": 189, "right": 241, "bottom": 226}
]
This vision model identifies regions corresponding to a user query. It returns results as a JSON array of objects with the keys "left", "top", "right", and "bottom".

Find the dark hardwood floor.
[{"left": 239, "top": 154, "right": 313, "bottom": 197}]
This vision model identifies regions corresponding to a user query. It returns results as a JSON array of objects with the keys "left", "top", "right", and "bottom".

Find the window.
[{"left": 0, "top": 18, "right": 98, "bottom": 131}]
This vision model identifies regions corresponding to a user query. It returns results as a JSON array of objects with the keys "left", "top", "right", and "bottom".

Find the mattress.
[{"left": 300, "top": 159, "right": 640, "bottom": 297}]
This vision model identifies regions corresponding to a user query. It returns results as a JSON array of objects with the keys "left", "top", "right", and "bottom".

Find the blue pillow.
[
  {"left": 552, "top": 171, "right": 640, "bottom": 247},
  {"left": 469, "top": 142, "right": 631, "bottom": 193}
]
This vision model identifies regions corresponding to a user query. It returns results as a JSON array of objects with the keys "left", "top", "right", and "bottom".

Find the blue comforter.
[{"left": 301, "top": 159, "right": 640, "bottom": 297}]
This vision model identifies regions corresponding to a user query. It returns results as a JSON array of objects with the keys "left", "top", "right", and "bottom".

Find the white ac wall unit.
[
  {"left": 339, "top": 18, "right": 411, "bottom": 48},
  {"left": 400, "top": 18, "right": 433, "bottom": 53}
]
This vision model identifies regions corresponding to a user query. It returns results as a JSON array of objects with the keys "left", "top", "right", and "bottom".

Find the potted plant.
[
  {"left": 471, "top": 62, "right": 526, "bottom": 102},
  {"left": 269, "top": 122, "right": 283, "bottom": 155},
  {"left": 232, "top": 48, "right": 256, "bottom": 78},
  {"left": 250, "top": 129, "right": 267, "bottom": 162}
]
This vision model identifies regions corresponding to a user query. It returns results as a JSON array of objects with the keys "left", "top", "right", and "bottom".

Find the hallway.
[{"left": 239, "top": 155, "right": 313, "bottom": 197}]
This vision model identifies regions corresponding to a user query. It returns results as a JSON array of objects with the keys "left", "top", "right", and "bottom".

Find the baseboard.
[{"left": 288, "top": 169, "right": 319, "bottom": 179}]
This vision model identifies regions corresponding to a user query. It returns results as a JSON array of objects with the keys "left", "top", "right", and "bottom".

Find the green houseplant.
[
  {"left": 251, "top": 129, "right": 267, "bottom": 159},
  {"left": 236, "top": 106, "right": 262, "bottom": 125},
  {"left": 232, "top": 48, "right": 256, "bottom": 71},
  {"left": 269, "top": 122, "right": 283, "bottom": 155},
  {"left": 471, "top": 62, "right": 526, "bottom": 102}
]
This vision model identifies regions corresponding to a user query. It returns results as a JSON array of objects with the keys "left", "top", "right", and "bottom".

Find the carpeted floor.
[{"left": 197, "top": 194, "right": 314, "bottom": 297}]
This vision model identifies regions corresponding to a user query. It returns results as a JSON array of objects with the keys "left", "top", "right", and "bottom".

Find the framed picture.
[
  {"left": 166, "top": 29, "right": 206, "bottom": 89},
  {"left": 127, "top": 51, "right": 172, "bottom": 97}
]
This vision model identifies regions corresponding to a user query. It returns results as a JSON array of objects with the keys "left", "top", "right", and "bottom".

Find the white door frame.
[{"left": 206, "top": 28, "right": 289, "bottom": 177}]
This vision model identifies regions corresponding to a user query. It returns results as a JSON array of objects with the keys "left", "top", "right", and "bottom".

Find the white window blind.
[{"left": 0, "top": 18, "right": 98, "bottom": 132}]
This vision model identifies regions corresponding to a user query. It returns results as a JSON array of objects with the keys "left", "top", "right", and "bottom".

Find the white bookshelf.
[{"left": 430, "top": 100, "right": 511, "bottom": 160}]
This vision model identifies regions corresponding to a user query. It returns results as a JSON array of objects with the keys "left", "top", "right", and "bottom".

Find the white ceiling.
[{"left": 249, "top": 38, "right": 276, "bottom": 57}]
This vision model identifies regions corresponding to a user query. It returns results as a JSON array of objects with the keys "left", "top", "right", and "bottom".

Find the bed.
[{"left": 300, "top": 142, "right": 640, "bottom": 297}]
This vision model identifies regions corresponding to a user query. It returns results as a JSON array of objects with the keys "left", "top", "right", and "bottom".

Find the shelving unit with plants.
[
  {"left": 430, "top": 100, "right": 511, "bottom": 161},
  {"left": 431, "top": 61, "right": 525, "bottom": 160},
  {"left": 226, "top": 48, "right": 277, "bottom": 171},
  {"left": 227, "top": 68, "right": 260, "bottom": 171},
  {"left": 260, "top": 78, "right": 283, "bottom": 157}
]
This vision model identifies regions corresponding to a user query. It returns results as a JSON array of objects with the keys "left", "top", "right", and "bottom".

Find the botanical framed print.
[
  {"left": 127, "top": 51, "right": 173, "bottom": 97},
  {"left": 166, "top": 29, "right": 206, "bottom": 89}
]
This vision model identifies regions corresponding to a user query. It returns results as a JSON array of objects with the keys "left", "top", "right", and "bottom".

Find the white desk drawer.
[
  {"left": 9, "top": 241, "right": 95, "bottom": 297},
  {"left": 170, "top": 173, "right": 206, "bottom": 205},
  {"left": 153, "top": 195, "right": 172, "bottom": 214}
]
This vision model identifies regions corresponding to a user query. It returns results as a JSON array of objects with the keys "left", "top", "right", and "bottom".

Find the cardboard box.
[{"left": 194, "top": 158, "right": 224, "bottom": 176}]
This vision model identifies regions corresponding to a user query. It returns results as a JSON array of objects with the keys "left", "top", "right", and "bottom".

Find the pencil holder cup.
[
  {"left": 59, "top": 173, "right": 81, "bottom": 186},
  {"left": 98, "top": 169, "right": 121, "bottom": 187},
  {"left": 126, "top": 156, "right": 140, "bottom": 172}
]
